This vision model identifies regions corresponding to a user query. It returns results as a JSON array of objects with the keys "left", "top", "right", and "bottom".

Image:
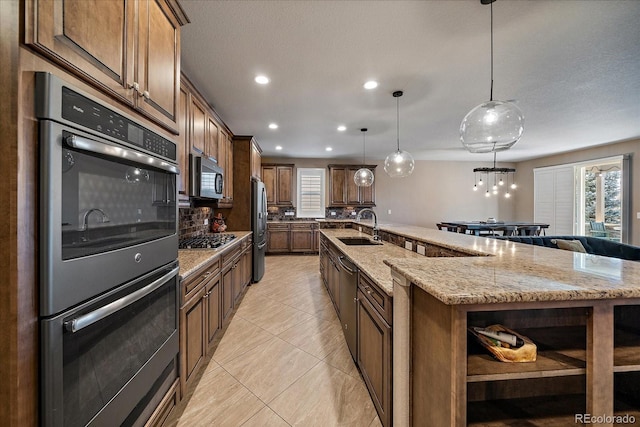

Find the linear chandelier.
[{"left": 473, "top": 151, "right": 516, "bottom": 198}]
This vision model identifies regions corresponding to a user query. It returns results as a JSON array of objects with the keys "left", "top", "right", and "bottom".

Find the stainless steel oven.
[
  {"left": 37, "top": 72, "right": 179, "bottom": 317},
  {"left": 36, "top": 72, "right": 180, "bottom": 427},
  {"left": 41, "top": 262, "right": 179, "bottom": 427}
]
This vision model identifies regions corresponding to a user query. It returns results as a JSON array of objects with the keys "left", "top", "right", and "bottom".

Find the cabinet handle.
[
  {"left": 143, "top": 90, "right": 150, "bottom": 99},
  {"left": 130, "top": 82, "right": 141, "bottom": 95},
  {"left": 203, "top": 272, "right": 211, "bottom": 277},
  {"left": 354, "top": 297, "right": 358, "bottom": 303},
  {"left": 365, "top": 286, "right": 372, "bottom": 295}
]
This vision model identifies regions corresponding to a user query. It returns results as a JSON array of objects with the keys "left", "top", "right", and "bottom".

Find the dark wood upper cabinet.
[
  {"left": 261, "top": 164, "right": 294, "bottom": 207},
  {"left": 328, "top": 165, "right": 376, "bottom": 207},
  {"left": 26, "top": 0, "right": 188, "bottom": 134}
]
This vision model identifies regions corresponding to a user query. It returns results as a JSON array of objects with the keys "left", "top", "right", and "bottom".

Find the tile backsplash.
[
  {"left": 266, "top": 206, "right": 369, "bottom": 221},
  {"left": 179, "top": 207, "right": 213, "bottom": 238}
]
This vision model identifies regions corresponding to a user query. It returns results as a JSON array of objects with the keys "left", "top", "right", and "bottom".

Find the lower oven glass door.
[{"left": 41, "top": 262, "right": 179, "bottom": 427}]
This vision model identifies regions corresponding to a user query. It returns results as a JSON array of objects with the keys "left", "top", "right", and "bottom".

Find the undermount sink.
[{"left": 337, "top": 237, "right": 383, "bottom": 246}]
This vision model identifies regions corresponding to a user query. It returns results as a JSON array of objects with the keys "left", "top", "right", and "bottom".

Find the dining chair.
[
  {"left": 518, "top": 226, "right": 541, "bottom": 236},
  {"left": 589, "top": 221, "right": 609, "bottom": 238}
]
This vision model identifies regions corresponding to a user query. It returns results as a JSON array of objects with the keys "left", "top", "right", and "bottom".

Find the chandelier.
[
  {"left": 473, "top": 151, "right": 516, "bottom": 198},
  {"left": 460, "top": 0, "right": 524, "bottom": 153}
]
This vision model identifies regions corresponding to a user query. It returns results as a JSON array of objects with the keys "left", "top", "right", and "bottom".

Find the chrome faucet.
[
  {"left": 79, "top": 208, "right": 110, "bottom": 232},
  {"left": 356, "top": 208, "right": 380, "bottom": 241}
]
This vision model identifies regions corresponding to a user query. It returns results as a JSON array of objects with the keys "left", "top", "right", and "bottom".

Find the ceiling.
[{"left": 179, "top": 0, "right": 640, "bottom": 163}]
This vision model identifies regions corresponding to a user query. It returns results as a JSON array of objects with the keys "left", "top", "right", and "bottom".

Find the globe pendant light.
[
  {"left": 355, "top": 128, "right": 374, "bottom": 187},
  {"left": 460, "top": 0, "right": 524, "bottom": 153},
  {"left": 384, "top": 91, "right": 415, "bottom": 178}
]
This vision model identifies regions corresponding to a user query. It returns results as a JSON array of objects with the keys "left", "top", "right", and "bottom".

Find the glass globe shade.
[
  {"left": 460, "top": 100, "right": 524, "bottom": 153},
  {"left": 384, "top": 150, "right": 415, "bottom": 178},
  {"left": 354, "top": 168, "right": 374, "bottom": 187}
]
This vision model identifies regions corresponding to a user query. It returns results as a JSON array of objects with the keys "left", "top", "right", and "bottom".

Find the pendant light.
[
  {"left": 354, "top": 128, "right": 374, "bottom": 187},
  {"left": 384, "top": 91, "right": 415, "bottom": 178},
  {"left": 460, "top": 0, "right": 524, "bottom": 153}
]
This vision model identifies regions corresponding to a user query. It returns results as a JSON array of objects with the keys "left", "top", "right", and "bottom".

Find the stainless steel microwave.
[{"left": 190, "top": 153, "right": 224, "bottom": 199}]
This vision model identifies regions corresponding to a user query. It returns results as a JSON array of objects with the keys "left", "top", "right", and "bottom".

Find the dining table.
[{"left": 440, "top": 221, "right": 550, "bottom": 236}]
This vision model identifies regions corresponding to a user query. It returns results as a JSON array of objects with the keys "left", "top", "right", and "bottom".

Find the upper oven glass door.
[{"left": 58, "top": 130, "right": 177, "bottom": 260}]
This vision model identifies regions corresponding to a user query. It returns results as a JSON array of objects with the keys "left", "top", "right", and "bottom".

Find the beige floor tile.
[
  {"left": 277, "top": 316, "right": 345, "bottom": 359},
  {"left": 369, "top": 415, "right": 383, "bottom": 427},
  {"left": 211, "top": 317, "right": 275, "bottom": 365},
  {"left": 237, "top": 298, "right": 316, "bottom": 335},
  {"left": 222, "top": 336, "right": 320, "bottom": 403},
  {"left": 172, "top": 365, "right": 265, "bottom": 427},
  {"left": 269, "top": 362, "right": 377, "bottom": 427},
  {"left": 279, "top": 288, "right": 334, "bottom": 315},
  {"left": 241, "top": 406, "right": 291, "bottom": 427},
  {"left": 322, "top": 338, "right": 361, "bottom": 379}
]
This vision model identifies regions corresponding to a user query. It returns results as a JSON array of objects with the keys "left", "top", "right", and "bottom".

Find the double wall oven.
[{"left": 37, "top": 73, "right": 179, "bottom": 427}]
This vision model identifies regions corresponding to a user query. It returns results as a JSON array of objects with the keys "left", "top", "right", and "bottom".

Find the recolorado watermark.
[{"left": 575, "top": 413, "right": 636, "bottom": 424}]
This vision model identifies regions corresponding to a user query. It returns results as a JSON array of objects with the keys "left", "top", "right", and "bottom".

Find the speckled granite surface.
[
  {"left": 178, "top": 231, "right": 251, "bottom": 279},
  {"left": 322, "top": 222, "right": 640, "bottom": 305},
  {"left": 382, "top": 234, "right": 640, "bottom": 305},
  {"left": 320, "top": 229, "right": 425, "bottom": 296}
]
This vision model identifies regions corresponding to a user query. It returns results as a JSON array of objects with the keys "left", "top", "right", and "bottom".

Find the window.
[
  {"left": 297, "top": 168, "right": 325, "bottom": 218},
  {"left": 534, "top": 155, "right": 630, "bottom": 243}
]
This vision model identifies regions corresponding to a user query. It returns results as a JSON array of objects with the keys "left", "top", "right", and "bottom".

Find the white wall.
[{"left": 263, "top": 156, "right": 517, "bottom": 230}]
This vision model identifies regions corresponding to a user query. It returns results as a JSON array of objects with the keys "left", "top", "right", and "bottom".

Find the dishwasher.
[{"left": 337, "top": 255, "right": 358, "bottom": 359}]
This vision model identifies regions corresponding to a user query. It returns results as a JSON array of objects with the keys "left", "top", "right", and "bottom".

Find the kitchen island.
[{"left": 320, "top": 222, "right": 640, "bottom": 426}]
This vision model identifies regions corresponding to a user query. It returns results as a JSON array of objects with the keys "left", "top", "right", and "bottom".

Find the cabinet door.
[
  {"left": 357, "top": 291, "right": 392, "bottom": 427},
  {"left": 180, "top": 287, "right": 206, "bottom": 394},
  {"left": 251, "top": 143, "right": 262, "bottom": 180},
  {"left": 27, "top": 0, "right": 136, "bottom": 104},
  {"left": 359, "top": 179, "right": 375, "bottom": 206},
  {"left": 190, "top": 96, "right": 207, "bottom": 154},
  {"left": 347, "top": 168, "right": 361, "bottom": 205},
  {"left": 262, "top": 166, "right": 276, "bottom": 205},
  {"left": 226, "top": 136, "right": 234, "bottom": 201},
  {"left": 232, "top": 260, "right": 243, "bottom": 305},
  {"left": 243, "top": 249, "right": 252, "bottom": 288},
  {"left": 276, "top": 166, "right": 293, "bottom": 206},
  {"left": 221, "top": 266, "right": 234, "bottom": 324},
  {"left": 177, "top": 85, "right": 189, "bottom": 198},
  {"left": 329, "top": 167, "right": 347, "bottom": 206},
  {"left": 267, "top": 230, "right": 290, "bottom": 253},
  {"left": 205, "top": 275, "right": 221, "bottom": 348},
  {"left": 291, "top": 229, "right": 313, "bottom": 252},
  {"left": 207, "top": 117, "right": 219, "bottom": 162},
  {"left": 136, "top": 0, "right": 180, "bottom": 131}
]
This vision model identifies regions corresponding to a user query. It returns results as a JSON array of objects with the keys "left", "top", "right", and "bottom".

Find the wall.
[
  {"left": 513, "top": 138, "right": 639, "bottom": 245},
  {"left": 263, "top": 156, "right": 517, "bottom": 229}
]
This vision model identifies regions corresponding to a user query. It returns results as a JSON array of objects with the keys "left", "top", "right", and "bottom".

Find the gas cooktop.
[{"left": 178, "top": 234, "right": 236, "bottom": 249}]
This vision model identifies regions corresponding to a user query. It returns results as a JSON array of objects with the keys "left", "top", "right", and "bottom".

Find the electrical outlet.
[
  {"left": 204, "top": 218, "right": 208, "bottom": 225},
  {"left": 285, "top": 211, "right": 295, "bottom": 216},
  {"left": 637, "top": 212, "right": 640, "bottom": 219},
  {"left": 417, "top": 245, "right": 426, "bottom": 255},
  {"left": 405, "top": 241, "right": 412, "bottom": 251},
  {"left": 351, "top": 211, "right": 357, "bottom": 216},
  {"left": 388, "top": 209, "right": 392, "bottom": 215},
  {"left": 331, "top": 211, "right": 336, "bottom": 216},
  {"left": 358, "top": 226, "right": 362, "bottom": 232}
]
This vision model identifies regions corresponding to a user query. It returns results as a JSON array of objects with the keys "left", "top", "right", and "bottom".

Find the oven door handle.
[
  {"left": 64, "top": 266, "right": 179, "bottom": 333},
  {"left": 65, "top": 135, "right": 179, "bottom": 174}
]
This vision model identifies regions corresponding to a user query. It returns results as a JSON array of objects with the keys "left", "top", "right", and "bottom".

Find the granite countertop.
[
  {"left": 320, "top": 229, "right": 425, "bottom": 296},
  {"left": 267, "top": 219, "right": 318, "bottom": 223},
  {"left": 178, "top": 231, "right": 251, "bottom": 279},
  {"left": 378, "top": 229, "right": 640, "bottom": 306}
]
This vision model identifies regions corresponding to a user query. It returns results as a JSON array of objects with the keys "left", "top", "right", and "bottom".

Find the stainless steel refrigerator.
[{"left": 252, "top": 179, "right": 267, "bottom": 282}]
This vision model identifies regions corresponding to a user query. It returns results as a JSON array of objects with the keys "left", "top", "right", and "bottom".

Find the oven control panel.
[{"left": 61, "top": 87, "right": 176, "bottom": 162}]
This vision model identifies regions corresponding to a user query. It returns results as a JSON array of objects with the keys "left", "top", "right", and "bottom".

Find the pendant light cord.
[
  {"left": 396, "top": 97, "right": 400, "bottom": 151},
  {"left": 490, "top": 0, "right": 494, "bottom": 102},
  {"left": 362, "top": 130, "right": 366, "bottom": 165}
]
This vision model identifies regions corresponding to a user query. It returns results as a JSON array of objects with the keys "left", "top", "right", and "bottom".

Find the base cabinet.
[
  {"left": 357, "top": 291, "right": 392, "bottom": 427},
  {"left": 267, "top": 222, "right": 319, "bottom": 254}
]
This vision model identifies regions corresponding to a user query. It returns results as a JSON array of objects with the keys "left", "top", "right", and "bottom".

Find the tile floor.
[{"left": 166, "top": 255, "right": 381, "bottom": 427}]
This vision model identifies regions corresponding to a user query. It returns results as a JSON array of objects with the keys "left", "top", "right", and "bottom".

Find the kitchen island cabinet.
[{"left": 385, "top": 242, "right": 640, "bottom": 426}]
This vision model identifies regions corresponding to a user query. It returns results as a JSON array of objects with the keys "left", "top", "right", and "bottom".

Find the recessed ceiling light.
[
  {"left": 337, "top": 125, "right": 346, "bottom": 132},
  {"left": 363, "top": 80, "right": 378, "bottom": 90},
  {"left": 275, "top": 145, "right": 283, "bottom": 150},
  {"left": 326, "top": 147, "right": 333, "bottom": 152},
  {"left": 269, "top": 123, "right": 278, "bottom": 129},
  {"left": 255, "top": 75, "right": 270, "bottom": 85}
]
